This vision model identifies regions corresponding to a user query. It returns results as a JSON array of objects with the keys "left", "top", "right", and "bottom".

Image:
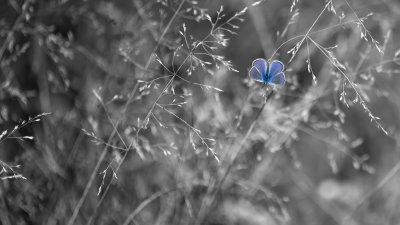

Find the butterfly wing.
[
  {"left": 249, "top": 58, "right": 267, "bottom": 82},
  {"left": 268, "top": 72, "right": 285, "bottom": 85},
  {"left": 267, "top": 60, "right": 285, "bottom": 86}
]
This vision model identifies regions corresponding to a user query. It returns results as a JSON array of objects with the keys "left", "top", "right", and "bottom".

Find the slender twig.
[
  {"left": 70, "top": 1, "right": 187, "bottom": 225},
  {"left": 268, "top": 17, "right": 364, "bottom": 63},
  {"left": 0, "top": 13, "right": 23, "bottom": 61},
  {"left": 282, "top": 2, "right": 329, "bottom": 65},
  {"left": 194, "top": 89, "right": 274, "bottom": 225},
  {"left": 308, "top": 37, "right": 387, "bottom": 134},
  {"left": 122, "top": 190, "right": 176, "bottom": 225}
]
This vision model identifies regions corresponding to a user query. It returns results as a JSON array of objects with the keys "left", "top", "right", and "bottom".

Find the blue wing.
[
  {"left": 268, "top": 61, "right": 284, "bottom": 77},
  {"left": 249, "top": 58, "right": 268, "bottom": 82},
  {"left": 252, "top": 58, "right": 267, "bottom": 75},
  {"left": 249, "top": 67, "right": 265, "bottom": 82},
  {"left": 268, "top": 72, "right": 285, "bottom": 85},
  {"left": 267, "top": 60, "right": 285, "bottom": 86}
]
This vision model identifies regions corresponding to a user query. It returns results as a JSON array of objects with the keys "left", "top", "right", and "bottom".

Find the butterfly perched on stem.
[{"left": 249, "top": 59, "right": 285, "bottom": 86}]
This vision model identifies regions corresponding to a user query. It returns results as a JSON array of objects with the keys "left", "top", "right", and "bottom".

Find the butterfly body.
[{"left": 249, "top": 58, "right": 285, "bottom": 85}]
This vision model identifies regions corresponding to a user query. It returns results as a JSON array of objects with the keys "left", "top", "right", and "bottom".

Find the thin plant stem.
[
  {"left": 194, "top": 89, "right": 275, "bottom": 225},
  {"left": 67, "top": 1, "right": 186, "bottom": 224}
]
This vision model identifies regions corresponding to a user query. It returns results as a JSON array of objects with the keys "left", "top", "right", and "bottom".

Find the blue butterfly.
[{"left": 249, "top": 58, "right": 285, "bottom": 85}]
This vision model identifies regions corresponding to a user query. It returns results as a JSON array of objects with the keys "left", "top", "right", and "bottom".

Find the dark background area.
[{"left": 1, "top": 0, "right": 400, "bottom": 224}]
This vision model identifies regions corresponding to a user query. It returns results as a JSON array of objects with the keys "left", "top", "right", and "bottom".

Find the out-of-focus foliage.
[{"left": 1, "top": 0, "right": 400, "bottom": 224}]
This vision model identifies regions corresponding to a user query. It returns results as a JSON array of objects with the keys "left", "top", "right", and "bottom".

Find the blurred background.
[{"left": 1, "top": 0, "right": 400, "bottom": 224}]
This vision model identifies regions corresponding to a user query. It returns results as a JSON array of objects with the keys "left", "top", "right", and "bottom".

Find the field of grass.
[{"left": 1, "top": 0, "right": 400, "bottom": 224}]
